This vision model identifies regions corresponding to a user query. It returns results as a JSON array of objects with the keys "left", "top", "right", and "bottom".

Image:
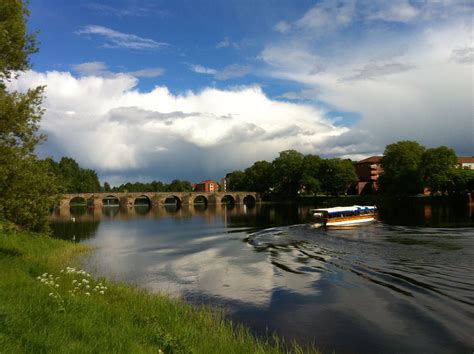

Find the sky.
[{"left": 10, "top": 0, "right": 474, "bottom": 185}]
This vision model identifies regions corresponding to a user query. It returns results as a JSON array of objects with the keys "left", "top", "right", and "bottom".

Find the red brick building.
[
  {"left": 354, "top": 156, "right": 383, "bottom": 194},
  {"left": 193, "top": 180, "right": 220, "bottom": 193}
]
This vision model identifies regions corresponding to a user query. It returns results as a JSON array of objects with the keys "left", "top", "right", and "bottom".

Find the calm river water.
[{"left": 50, "top": 200, "right": 474, "bottom": 353}]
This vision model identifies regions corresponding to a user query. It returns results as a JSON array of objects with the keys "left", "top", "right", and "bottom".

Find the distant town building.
[
  {"left": 220, "top": 177, "right": 227, "bottom": 192},
  {"left": 457, "top": 156, "right": 474, "bottom": 170},
  {"left": 354, "top": 156, "right": 383, "bottom": 195},
  {"left": 194, "top": 180, "right": 220, "bottom": 193}
]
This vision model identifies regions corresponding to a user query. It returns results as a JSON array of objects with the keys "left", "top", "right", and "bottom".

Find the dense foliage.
[
  {"left": 107, "top": 179, "right": 193, "bottom": 193},
  {"left": 0, "top": 1, "right": 60, "bottom": 231},
  {"left": 379, "top": 141, "right": 473, "bottom": 195},
  {"left": 379, "top": 141, "right": 425, "bottom": 194},
  {"left": 43, "top": 157, "right": 101, "bottom": 193},
  {"left": 227, "top": 149, "right": 357, "bottom": 197},
  {"left": 0, "top": 0, "right": 37, "bottom": 83}
]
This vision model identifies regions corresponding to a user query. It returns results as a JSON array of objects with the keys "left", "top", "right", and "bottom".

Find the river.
[{"left": 50, "top": 199, "right": 474, "bottom": 353}]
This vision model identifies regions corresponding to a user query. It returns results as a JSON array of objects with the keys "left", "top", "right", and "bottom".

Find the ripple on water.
[{"left": 247, "top": 222, "right": 474, "bottom": 314}]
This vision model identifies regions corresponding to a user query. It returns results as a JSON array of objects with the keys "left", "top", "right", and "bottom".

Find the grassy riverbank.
[{"left": 0, "top": 224, "right": 317, "bottom": 353}]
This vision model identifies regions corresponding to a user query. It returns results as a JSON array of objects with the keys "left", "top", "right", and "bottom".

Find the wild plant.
[{"left": 37, "top": 267, "right": 108, "bottom": 312}]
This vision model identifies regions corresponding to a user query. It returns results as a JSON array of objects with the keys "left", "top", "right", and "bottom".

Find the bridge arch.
[
  {"left": 221, "top": 195, "right": 235, "bottom": 205},
  {"left": 69, "top": 196, "right": 87, "bottom": 207},
  {"left": 243, "top": 195, "right": 256, "bottom": 205},
  {"left": 192, "top": 195, "right": 208, "bottom": 205},
  {"left": 134, "top": 195, "right": 151, "bottom": 207},
  {"left": 102, "top": 194, "right": 120, "bottom": 207},
  {"left": 163, "top": 195, "right": 181, "bottom": 206}
]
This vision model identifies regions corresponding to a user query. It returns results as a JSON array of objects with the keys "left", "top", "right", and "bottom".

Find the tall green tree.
[
  {"left": 319, "top": 158, "right": 357, "bottom": 196},
  {"left": 103, "top": 181, "right": 111, "bottom": 192},
  {"left": 301, "top": 154, "right": 322, "bottom": 195},
  {"left": 420, "top": 146, "right": 457, "bottom": 195},
  {"left": 272, "top": 150, "right": 304, "bottom": 197},
  {"left": 227, "top": 170, "right": 248, "bottom": 191},
  {"left": 244, "top": 160, "right": 273, "bottom": 193},
  {"left": 0, "top": 0, "right": 60, "bottom": 231},
  {"left": 379, "top": 141, "right": 425, "bottom": 195},
  {"left": 0, "top": 0, "right": 38, "bottom": 83}
]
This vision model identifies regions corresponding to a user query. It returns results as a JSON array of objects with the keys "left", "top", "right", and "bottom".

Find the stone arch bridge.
[{"left": 59, "top": 191, "right": 261, "bottom": 209}]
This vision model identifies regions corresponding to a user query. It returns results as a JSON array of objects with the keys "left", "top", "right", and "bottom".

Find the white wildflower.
[
  {"left": 49, "top": 293, "right": 54, "bottom": 296},
  {"left": 99, "top": 291, "right": 104, "bottom": 295},
  {"left": 85, "top": 292, "right": 90, "bottom": 296}
]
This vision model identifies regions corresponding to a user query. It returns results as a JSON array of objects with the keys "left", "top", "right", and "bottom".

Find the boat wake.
[{"left": 246, "top": 224, "right": 314, "bottom": 249}]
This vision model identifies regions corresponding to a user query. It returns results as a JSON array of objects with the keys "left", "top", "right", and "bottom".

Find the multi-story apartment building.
[
  {"left": 220, "top": 177, "right": 227, "bottom": 192},
  {"left": 193, "top": 180, "right": 220, "bottom": 193},
  {"left": 354, "top": 156, "right": 383, "bottom": 194}
]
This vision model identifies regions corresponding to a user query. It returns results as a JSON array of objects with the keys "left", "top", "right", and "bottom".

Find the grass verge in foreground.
[{"left": 0, "top": 225, "right": 319, "bottom": 353}]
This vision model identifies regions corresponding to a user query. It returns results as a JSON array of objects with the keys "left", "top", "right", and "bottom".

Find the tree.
[
  {"left": 301, "top": 154, "right": 322, "bottom": 195},
  {"left": 379, "top": 141, "right": 425, "bottom": 195},
  {"left": 272, "top": 150, "right": 304, "bottom": 197},
  {"left": 0, "top": 1, "right": 60, "bottom": 231},
  {"left": 0, "top": 0, "right": 38, "bottom": 83},
  {"left": 319, "top": 158, "right": 357, "bottom": 196},
  {"left": 227, "top": 170, "right": 248, "bottom": 191},
  {"left": 448, "top": 168, "right": 474, "bottom": 195},
  {"left": 244, "top": 160, "right": 273, "bottom": 193},
  {"left": 420, "top": 146, "right": 457, "bottom": 195},
  {"left": 103, "top": 182, "right": 111, "bottom": 192},
  {"left": 167, "top": 179, "right": 192, "bottom": 192},
  {"left": 150, "top": 180, "right": 165, "bottom": 192}
]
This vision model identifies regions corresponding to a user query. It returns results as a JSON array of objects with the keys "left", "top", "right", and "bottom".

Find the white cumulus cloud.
[
  {"left": 10, "top": 71, "right": 348, "bottom": 183},
  {"left": 260, "top": 3, "right": 474, "bottom": 156}
]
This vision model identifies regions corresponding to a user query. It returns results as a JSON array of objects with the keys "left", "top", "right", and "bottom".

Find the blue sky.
[
  {"left": 13, "top": 1, "right": 474, "bottom": 184},
  {"left": 29, "top": 1, "right": 315, "bottom": 95}
]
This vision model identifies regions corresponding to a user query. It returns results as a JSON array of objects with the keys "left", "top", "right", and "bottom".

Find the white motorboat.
[{"left": 309, "top": 205, "right": 377, "bottom": 227}]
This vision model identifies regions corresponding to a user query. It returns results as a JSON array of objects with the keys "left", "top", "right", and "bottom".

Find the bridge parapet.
[{"left": 59, "top": 191, "right": 260, "bottom": 209}]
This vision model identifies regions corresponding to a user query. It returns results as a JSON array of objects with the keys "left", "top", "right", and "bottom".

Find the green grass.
[{"left": 0, "top": 225, "right": 319, "bottom": 353}]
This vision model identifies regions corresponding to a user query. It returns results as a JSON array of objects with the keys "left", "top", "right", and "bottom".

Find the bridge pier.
[
  {"left": 92, "top": 197, "right": 103, "bottom": 209},
  {"left": 119, "top": 196, "right": 134, "bottom": 209},
  {"left": 59, "top": 198, "right": 70, "bottom": 209},
  {"left": 180, "top": 194, "right": 192, "bottom": 205}
]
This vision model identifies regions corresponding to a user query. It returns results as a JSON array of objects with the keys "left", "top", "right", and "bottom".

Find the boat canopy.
[{"left": 311, "top": 205, "right": 376, "bottom": 214}]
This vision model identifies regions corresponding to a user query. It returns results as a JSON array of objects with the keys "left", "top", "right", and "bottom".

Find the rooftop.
[
  {"left": 457, "top": 156, "right": 474, "bottom": 164},
  {"left": 356, "top": 156, "right": 383, "bottom": 164}
]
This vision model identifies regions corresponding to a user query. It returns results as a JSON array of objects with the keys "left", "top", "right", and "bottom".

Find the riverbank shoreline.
[
  {"left": 266, "top": 193, "right": 472, "bottom": 206},
  {"left": 0, "top": 224, "right": 318, "bottom": 353}
]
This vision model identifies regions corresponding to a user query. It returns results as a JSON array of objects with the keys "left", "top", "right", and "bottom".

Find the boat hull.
[{"left": 325, "top": 215, "right": 375, "bottom": 226}]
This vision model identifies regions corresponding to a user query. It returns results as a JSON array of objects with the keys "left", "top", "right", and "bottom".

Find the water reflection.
[{"left": 49, "top": 201, "right": 474, "bottom": 353}]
